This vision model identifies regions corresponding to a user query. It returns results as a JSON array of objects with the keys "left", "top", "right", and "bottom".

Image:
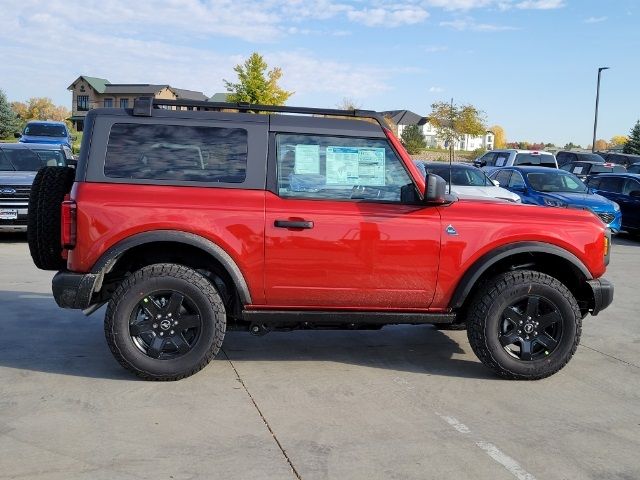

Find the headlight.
[
  {"left": 543, "top": 198, "right": 567, "bottom": 207},
  {"left": 612, "top": 202, "right": 620, "bottom": 212}
]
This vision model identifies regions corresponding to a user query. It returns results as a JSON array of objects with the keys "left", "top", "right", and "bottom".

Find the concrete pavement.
[{"left": 0, "top": 233, "right": 638, "bottom": 479}]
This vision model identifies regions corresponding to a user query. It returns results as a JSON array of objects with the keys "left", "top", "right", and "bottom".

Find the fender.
[
  {"left": 90, "top": 230, "right": 252, "bottom": 304},
  {"left": 449, "top": 241, "right": 592, "bottom": 309}
]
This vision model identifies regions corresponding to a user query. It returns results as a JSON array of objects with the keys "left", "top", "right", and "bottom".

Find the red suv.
[{"left": 28, "top": 98, "right": 613, "bottom": 381}]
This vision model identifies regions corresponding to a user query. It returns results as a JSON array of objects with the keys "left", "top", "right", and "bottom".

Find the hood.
[
  {"left": 20, "top": 136, "right": 69, "bottom": 146},
  {"left": 542, "top": 192, "right": 616, "bottom": 212},
  {"left": 452, "top": 185, "right": 521, "bottom": 202},
  {"left": 0, "top": 171, "right": 37, "bottom": 186}
]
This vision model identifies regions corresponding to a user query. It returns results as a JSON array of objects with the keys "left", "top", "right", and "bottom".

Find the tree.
[
  {"left": 593, "top": 139, "right": 608, "bottom": 151},
  {"left": 11, "top": 97, "right": 70, "bottom": 127},
  {"left": 623, "top": 120, "right": 640, "bottom": 155},
  {"left": 610, "top": 135, "right": 628, "bottom": 147},
  {"left": 224, "top": 52, "right": 293, "bottom": 106},
  {"left": 563, "top": 142, "right": 581, "bottom": 150},
  {"left": 0, "top": 89, "right": 19, "bottom": 139},
  {"left": 400, "top": 125, "right": 426, "bottom": 154},
  {"left": 429, "top": 101, "right": 486, "bottom": 160},
  {"left": 336, "top": 97, "right": 361, "bottom": 110},
  {"left": 490, "top": 125, "right": 506, "bottom": 149}
]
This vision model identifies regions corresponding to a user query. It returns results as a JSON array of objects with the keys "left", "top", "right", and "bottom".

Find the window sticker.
[
  {"left": 325, "top": 146, "right": 386, "bottom": 186},
  {"left": 294, "top": 144, "right": 320, "bottom": 174},
  {"left": 572, "top": 166, "right": 583, "bottom": 174},
  {"left": 496, "top": 157, "right": 506, "bottom": 167}
]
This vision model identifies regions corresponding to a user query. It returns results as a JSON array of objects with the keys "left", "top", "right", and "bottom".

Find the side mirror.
[
  {"left": 66, "top": 159, "right": 78, "bottom": 168},
  {"left": 14, "top": 132, "right": 21, "bottom": 138},
  {"left": 424, "top": 173, "right": 447, "bottom": 204}
]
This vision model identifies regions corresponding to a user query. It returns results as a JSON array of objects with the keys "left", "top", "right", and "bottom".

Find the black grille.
[
  {"left": 597, "top": 212, "right": 615, "bottom": 224},
  {"left": 0, "top": 186, "right": 31, "bottom": 201}
]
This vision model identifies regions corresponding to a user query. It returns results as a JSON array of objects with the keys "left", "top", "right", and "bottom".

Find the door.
[
  {"left": 264, "top": 132, "right": 441, "bottom": 310},
  {"left": 621, "top": 178, "right": 640, "bottom": 229}
]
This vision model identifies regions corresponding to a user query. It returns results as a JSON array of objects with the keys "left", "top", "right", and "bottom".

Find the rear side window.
[
  {"left": 514, "top": 153, "right": 555, "bottom": 167},
  {"left": 104, "top": 123, "right": 248, "bottom": 183},
  {"left": 481, "top": 152, "right": 497, "bottom": 166},
  {"left": 494, "top": 152, "right": 510, "bottom": 167}
]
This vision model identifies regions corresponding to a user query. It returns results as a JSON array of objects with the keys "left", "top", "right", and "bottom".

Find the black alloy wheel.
[
  {"left": 499, "top": 295, "right": 563, "bottom": 361},
  {"left": 105, "top": 263, "right": 226, "bottom": 381},
  {"left": 129, "top": 291, "right": 202, "bottom": 360}
]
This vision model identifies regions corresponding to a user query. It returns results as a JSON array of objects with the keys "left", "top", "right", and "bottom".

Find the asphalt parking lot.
[{"left": 0, "top": 233, "right": 639, "bottom": 480}]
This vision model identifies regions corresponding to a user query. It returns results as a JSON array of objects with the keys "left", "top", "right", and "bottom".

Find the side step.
[{"left": 241, "top": 310, "right": 456, "bottom": 332}]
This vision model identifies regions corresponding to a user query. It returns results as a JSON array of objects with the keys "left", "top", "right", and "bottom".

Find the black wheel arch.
[
  {"left": 450, "top": 242, "right": 594, "bottom": 312},
  {"left": 90, "top": 230, "right": 252, "bottom": 307}
]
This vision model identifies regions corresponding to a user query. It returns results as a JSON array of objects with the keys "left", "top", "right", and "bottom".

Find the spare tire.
[{"left": 28, "top": 166, "right": 75, "bottom": 270}]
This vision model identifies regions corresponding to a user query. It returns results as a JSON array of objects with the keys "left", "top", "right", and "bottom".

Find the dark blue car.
[
  {"left": 585, "top": 173, "right": 640, "bottom": 236},
  {"left": 17, "top": 121, "right": 73, "bottom": 148},
  {"left": 488, "top": 166, "right": 622, "bottom": 232}
]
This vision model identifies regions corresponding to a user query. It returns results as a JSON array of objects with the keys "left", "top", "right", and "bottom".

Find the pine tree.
[
  {"left": 623, "top": 120, "right": 640, "bottom": 155},
  {"left": 0, "top": 89, "right": 19, "bottom": 139},
  {"left": 224, "top": 52, "right": 293, "bottom": 106},
  {"left": 400, "top": 125, "right": 427, "bottom": 154}
]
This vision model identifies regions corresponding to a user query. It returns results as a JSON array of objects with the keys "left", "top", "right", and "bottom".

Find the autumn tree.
[
  {"left": 623, "top": 121, "right": 640, "bottom": 155},
  {"left": 224, "top": 52, "right": 293, "bottom": 106},
  {"left": 11, "top": 97, "right": 70, "bottom": 126},
  {"left": 0, "top": 89, "right": 19, "bottom": 139},
  {"left": 429, "top": 101, "right": 486, "bottom": 159},
  {"left": 400, "top": 125, "right": 426, "bottom": 154},
  {"left": 490, "top": 125, "right": 506, "bottom": 148},
  {"left": 610, "top": 135, "right": 628, "bottom": 147},
  {"left": 336, "top": 97, "right": 361, "bottom": 110},
  {"left": 593, "top": 139, "right": 609, "bottom": 151}
]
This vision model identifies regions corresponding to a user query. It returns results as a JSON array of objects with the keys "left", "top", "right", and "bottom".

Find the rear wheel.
[
  {"left": 105, "top": 263, "right": 226, "bottom": 381},
  {"left": 466, "top": 270, "right": 581, "bottom": 380}
]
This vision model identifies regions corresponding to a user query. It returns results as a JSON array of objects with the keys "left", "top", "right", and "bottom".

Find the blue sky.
[{"left": 0, "top": 0, "right": 638, "bottom": 146}]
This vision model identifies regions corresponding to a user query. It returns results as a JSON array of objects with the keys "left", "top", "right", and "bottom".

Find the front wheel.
[
  {"left": 105, "top": 263, "right": 226, "bottom": 381},
  {"left": 466, "top": 270, "right": 581, "bottom": 380}
]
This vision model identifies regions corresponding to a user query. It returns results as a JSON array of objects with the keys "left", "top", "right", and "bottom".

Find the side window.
[
  {"left": 597, "top": 177, "right": 624, "bottom": 193},
  {"left": 623, "top": 179, "right": 640, "bottom": 196},
  {"left": 586, "top": 177, "right": 601, "bottom": 189},
  {"left": 508, "top": 171, "right": 525, "bottom": 189},
  {"left": 275, "top": 134, "right": 412, "bottom": 202},
  {"left": 495, "top": 152, "right": 510, "bottom": 167},
  {"left": 482, "top": 152, "right": 497, "bottom": 166},
  {"left": 494, "top": 170, "right": 512, "bottom": 186},
  {"left": 104, "top": 123, "right": 248, "bottom": 183}
]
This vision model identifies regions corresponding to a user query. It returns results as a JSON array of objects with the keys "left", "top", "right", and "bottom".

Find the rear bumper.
[
  {"left": 586, "top": 278, "right": 614, "bottom": 316},
  {"left": 52, "top": 270, "right": 99, "bottom": 309}
]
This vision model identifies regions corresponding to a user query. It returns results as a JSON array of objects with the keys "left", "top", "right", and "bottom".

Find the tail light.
[{"left": 61, "top": 196, "right": 77, "bottom": 249}]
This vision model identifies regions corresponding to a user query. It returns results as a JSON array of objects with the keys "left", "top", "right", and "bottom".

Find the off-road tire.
[
  {"left": 105, "top": 263, "right": 226, "bottom": 381},
  {"left": 466, "top": 270, "right": 581, "bottom": 380},
  {"left": 27, "top": 166, "right": 75, "bottom": 270}
]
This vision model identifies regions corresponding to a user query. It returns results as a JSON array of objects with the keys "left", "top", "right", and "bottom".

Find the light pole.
[{"left": 592, "top": 67, "right": 609, "bottom": 153}]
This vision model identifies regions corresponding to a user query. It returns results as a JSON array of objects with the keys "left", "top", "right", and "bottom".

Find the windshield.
[
  {"left": 32, "top": 149, "right": 68, "bottom": 167},
  {"left": 0, "top": 149, "right": 47, "bottom": 171},
  {"left": 526, "top": 171, "right": 588, "bottom": 193},
  {"left": 23, "top": 123, "right": 67, "bottom": 137},
  {"left": 579, "top": 153, "right": 605, "bottom": 163},
  {"left": 420, "top": 164, "right": 490, "bottom": 186},
  {"left": 514, "top": 153, "right": 556, "bottom": 167}
]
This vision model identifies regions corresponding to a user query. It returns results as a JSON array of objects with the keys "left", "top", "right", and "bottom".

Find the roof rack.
[{"left": 133, "top": 97, "right": 388, "bottom": 129}]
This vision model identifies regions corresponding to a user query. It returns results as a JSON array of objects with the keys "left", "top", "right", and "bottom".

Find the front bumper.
[
  {"left": 52, "top": 270, "right": 100, "bottom": 309},
  {"left": 586, "top": 278, "right": 614, "bottom": 316}
]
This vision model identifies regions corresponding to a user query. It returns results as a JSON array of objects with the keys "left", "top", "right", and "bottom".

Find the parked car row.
[{"left": 0, "top": 142, "right": 75, "bottom": 232}]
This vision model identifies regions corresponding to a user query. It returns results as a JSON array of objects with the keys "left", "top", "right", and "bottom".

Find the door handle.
[{"left": 274, "top": 219, "right": 314, "bottom": 229}]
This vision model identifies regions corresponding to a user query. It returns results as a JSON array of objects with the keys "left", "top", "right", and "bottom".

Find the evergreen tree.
[
  {"left": 224, "top": 52, "right": 293, "bottom": 106},
  {"left": 0, "top": 89, "right": 19, "bottom": 139},
  {"left": 623, "top": 120, "right": 640, "bottom": 155},
  {"left": 401, "top": 125, "right": 426, "bottom": 154}
]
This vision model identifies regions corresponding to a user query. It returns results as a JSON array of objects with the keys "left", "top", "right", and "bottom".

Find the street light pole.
[{"left": 592, "top": 67, "right": 610, "bottom": 153}]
